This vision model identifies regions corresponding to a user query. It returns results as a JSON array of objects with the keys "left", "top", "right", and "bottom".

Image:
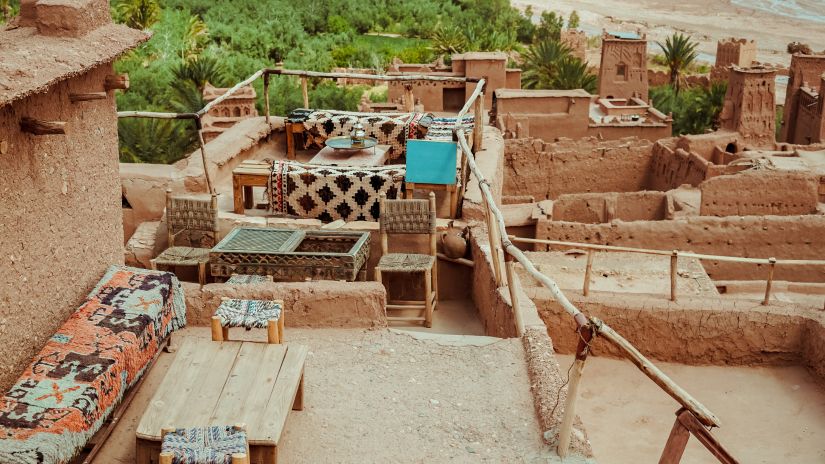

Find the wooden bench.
[
  {"left": 136, "top": 337, "right": 307, "bottom": 464},
  {"left": 232, "top": 160, "right": 270, "bottom": 214}
]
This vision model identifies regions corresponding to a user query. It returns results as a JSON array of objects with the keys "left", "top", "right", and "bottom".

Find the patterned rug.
[
  {"left": 269, "top": 160, "right": 405, "bottom": 222},
  {"left": 291, "top": 110, "right": 430, "bottom": 160},
  {"left": 0, "top": 265, "right": 186, "bottom": 464},
  {"left": 425, "top": 115, "right": 475, "bottom": 142},
  {"left": 161, "top": 425, "right": 247, "bottom": 464},
  {"left": 215, "top": 299, "right": 282, "bottom": 329}
]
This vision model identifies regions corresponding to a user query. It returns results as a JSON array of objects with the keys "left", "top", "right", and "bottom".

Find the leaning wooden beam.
[
  {"left": 670, "top": 250, "right": 678, "bottom": 302},
  {"left": 592, "top": 318, "right": 721, "bottom": 427},
  {"left": 763, "top": 257, "right": 777, "bottom": 305},
  {"left": 197, "top": 69, "right": 265, "bottom": 117},
  {"left": 70, "top": 92, "right": 107, "bottom": 103},
  {"left": 265, "top": 68, "right": 480, "bottom": 83},
  {"left": 674, "top": 408, "right": 738, "bottom": 464},
  {"left": 263, "top": 74, "right": 271, "bottom": 125},
  {"left": 472, "top": 86, "right": 484, "bottom": 151},
  {"left": 658, "top": 411, "right": 691, "bottom": 464},
  {"left": 557, "top": 313, "right": 592, "bottom": 458},
  {"left": 301, "top": 77, "right": 309, "bottom": 108},
  {"left": 117, "top": 111, "right": 198, "bottom": 120},
  {"left": 195, "top": 119, "right": 215, "bottom": 195},
  {"left": 457, "top": 79, "right": 486, "bottom": 120},
  {"left": 20, "top": 117, "right": 66, "bottom": 135},
  {"left": 104, "top": 73, "right": 130, "bottom": 91},
  {"left": 504, "top": 254, "right": 524, "bottom": 336},
  {"left": 457, "top": 131, "right": 722, "bottom": 430}
]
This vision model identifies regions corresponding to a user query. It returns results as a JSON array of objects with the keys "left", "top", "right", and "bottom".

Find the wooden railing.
[
  {"left": 510, "top": 237, "right": 825, "bottom": 305},
  {"left": 452, "top": 101, "right": 742, "bottom": 461}
]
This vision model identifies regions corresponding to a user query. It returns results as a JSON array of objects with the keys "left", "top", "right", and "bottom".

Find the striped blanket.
[{"left": 0, "top": 265, "right": 186, "bottom": 464}]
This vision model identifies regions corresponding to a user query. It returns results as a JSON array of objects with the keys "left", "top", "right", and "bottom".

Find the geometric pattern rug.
[
  {"left": 0, "top": 265, "right": 186, "bottom": 464},
  {"left": 215, "top": 299, "right": 282, "bottom": 329},
  {"left": 268, "top": 160, "right": 405, "bottom": 222},
  {"left": 161, "top": 425, "right": 247, "bottom": 464}
]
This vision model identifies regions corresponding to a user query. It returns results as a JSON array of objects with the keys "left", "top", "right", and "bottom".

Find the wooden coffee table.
[{"left": 135, "top": 337, "right": 307, "bottom": 464}]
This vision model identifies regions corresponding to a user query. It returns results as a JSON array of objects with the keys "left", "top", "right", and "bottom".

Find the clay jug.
[{"left": 440, "top": 221, "right": 467, "bottom": 259}]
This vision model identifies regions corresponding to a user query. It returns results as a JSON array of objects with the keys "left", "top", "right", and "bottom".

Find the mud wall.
[
  {"left": 553, "top": 191, "right": 667, "bottom": 223},
  {"left": 536, "top": 215, "right": 825, "bottom": 282},
  {"left": 504, "top": 137, "right": 655, "bottom": 200},
  {"left": 527, "top": 289, "right": 825, "bottom": 379},
  {"left": 0, "top": 64, "right": 125, "bottom": 390},
  {"left": 700, "top": 170, "right": 820, "bottom": 216}
]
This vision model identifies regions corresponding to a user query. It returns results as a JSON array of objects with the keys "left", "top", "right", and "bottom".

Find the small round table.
[{"left": 325, "top": 136, "right": 379, "bottom": 152}]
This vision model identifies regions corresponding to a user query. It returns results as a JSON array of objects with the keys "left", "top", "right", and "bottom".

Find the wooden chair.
[
  {"left": 151, "top": 189, "right": 218, "bottom": 286},
  {"left": 375, "top": 192, "right": 438, "bottom": 327},
  {"left": 212, "top": 298, "right": 285, "bottom": 344},
  {"left": 160, "top": 424, "right": 249, "bottom": 464}
]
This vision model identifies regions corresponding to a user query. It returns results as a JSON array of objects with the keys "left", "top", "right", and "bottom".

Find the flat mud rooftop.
[{"left": 93, "top": 328, "right": 554, "bottom": 463}]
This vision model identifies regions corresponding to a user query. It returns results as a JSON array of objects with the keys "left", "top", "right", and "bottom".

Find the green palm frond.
[{"left": 657, "top": 33, "right": 699, "bottom": 94}]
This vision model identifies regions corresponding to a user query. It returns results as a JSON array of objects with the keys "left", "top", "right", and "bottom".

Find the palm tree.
[
  {"left": 430, "top": 24, "right": 468, "bottom": 57},
  {"left": 521, "top": 38, "right": 572, "bottom": 89},
  {"left": 115, "top": 0, "right": 160, "bottom": 30},
  {"left": 181, "top": 16, "right": 210, "bottom": 62},
  {"left": 118, "top": 118, "right": 197, "bottom": 164},
  {"left": 551, "top": 56, "right": 597, "bottom": 93},
  {"left": 657, "top": 33, "right": 699, "bottom": 94},
  {"left": 170, "top": 55, "right": 227, "bottom": 90}
]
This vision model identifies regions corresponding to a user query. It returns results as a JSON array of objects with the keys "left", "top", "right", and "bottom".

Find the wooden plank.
[
  {"left": 136, "top": 338, "right": 203, "bottom": 439},
  {"left": 175, "top": 341, "right": 243, "bottom": 427},
  {"left": 676, "top": 409, "right": 739, "bottom": 464},
  {"left": 257, "top": 345, "right": 308, "bottom": 444},
  {"left": 212, "top": 343, "right": 288, "bottom": 445},
  {"left": 658, "top": 413, "right": 690, "bottom": 464}
]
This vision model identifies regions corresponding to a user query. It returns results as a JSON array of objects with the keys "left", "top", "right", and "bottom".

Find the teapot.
[{"left": 440, "top": 220, "right": 468, "bottom": 259}]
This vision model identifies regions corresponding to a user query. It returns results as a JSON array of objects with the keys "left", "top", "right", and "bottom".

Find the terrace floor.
[{"left": 92, "top": 327, "right": 554, "bottom": 464}]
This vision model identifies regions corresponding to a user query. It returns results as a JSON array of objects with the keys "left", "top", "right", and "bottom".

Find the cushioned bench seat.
[{"left": 0, "top": 265, "right": 186, "bottom": 464}]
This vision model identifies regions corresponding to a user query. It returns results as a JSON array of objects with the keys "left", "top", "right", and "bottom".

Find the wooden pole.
[
  {"left": 485, "top": 201, "right": 503, "bottom": 287},
  {"left": 266, "top": 68, "right": 479, "bottom": 83},
  {"left": 403, "top": 84, "right": 415, "bottom": 112},
  {"left": 301, "top": 77, "right": 309, "bottom": 108},
  {"left": 197, "top": 69, "right": 264, "bottom": 117},
  {"left": 69, "top": 92, "right": 108, "bottom": 103},
  {"left": 473, "top": 86, "right": 484, "bottom": 151},
  {"left": 583, "top": 249, "right": 594, "bottom": 296},
  {"left": 670, "top": 250, "right": 678, "bottom": 302},
  {"left": 763, "top": 257, "right": 777, "bottom": 305},
  {"left": 263, "top": 74, "right": 271, "bottom": 125},
  {"left": 104, "top": 73, "right": 130, "bottom": 91},
  {"left": 195, "top": 118, "right": 215, "bottom": 195},
  {"left": 20, "top": 118, "right": 66, "bottom": 135},
  {"left": 674, "top": 408, "right": 739, "bottom": 464},
  {"left": 504, "top": 253, "right": 524, "bottom": 336},
  {"left": 658, "top": 411, "right": 691, "bottom": 464},
  {"left": 558, "top": 314, "right": 592, "bottom": 458},
  {"left": 593, "top": 318, "right": 721, "bottom": 427}
]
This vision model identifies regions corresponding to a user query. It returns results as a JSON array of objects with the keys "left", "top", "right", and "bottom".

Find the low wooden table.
[
  {"left": 232, "top": 160, "right": 271, "bottom": 214},
  {"left": 210, "top": 227, "right": 371, "bottom": 282},
  {"left": 309, "top": 144, "right": 390, "bottom": 167},
  {"left": 136, "top": 337, "right": 307, "bottom": 464}
]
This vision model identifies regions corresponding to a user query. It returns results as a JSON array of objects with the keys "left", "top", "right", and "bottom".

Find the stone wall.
[
  {"left": 503, "top": 137, "right": 655, "bottom": 200},
  {"left": 536, "top": 215, "right": 825, "bottom": 282},
  {"left": 648, "top": 142, "right": 723, "bottom": 191},
  {"left": 700, "top": 170, "right": 820, "bottom": 216},
  {"left": 0, "top": 64, "right": 124, "bottom": 390}
]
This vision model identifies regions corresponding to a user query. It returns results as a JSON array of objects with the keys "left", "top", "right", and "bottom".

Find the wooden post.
[
  {"left": 104, "top": 73, "right": 130, "bottom": 91},
  {"left": 670, "top": 250, "right": 678, "bottom": 302},
  {"left": 485, "top": 201, "right": 503, "bottom": 287},
  {"left": 558, "top": 313, "right": 592, "bottom": 458},
  {"left": 763, "top": 257, "right": 777, "bottom": 305},
  {"left": 583, "top": 249, "right": 594, "bottom": 296},
  {"left": 473, "top": 87, "right": 484, "bottom": 151},
  {"left": 211, "top": 316, "right": 224, "bottom": 341},
  {"left": 301, "top": 77, "right": 309, "bottom": 108},
  {"left": 504, "top": 253, "right": 524, "bottom": 336},
  {"left": 658, "top": 411, "right": 691, "bottom": 464},
  {"left": 403, "top": 84, "right": 415, "bottom": 112},
  {"left": 69, "top": 92, "right": 108, "bottom": 103},
  {"left": 20, "top": 118, "right": 66, "bottom": 135},
  {"left": 263, "top": 74, "right": 271, "bottom": 125},
  {"left": 673, "top": 408, "right": 739, "bottom": 464},
  {"left": 195, "top": 118, "right": 215, "bottom": 195},
  {"left": 267, "top": 319, "right": 280, "bottom": 344}
]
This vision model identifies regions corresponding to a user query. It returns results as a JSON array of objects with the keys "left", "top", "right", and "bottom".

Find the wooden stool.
[
  {"left": 212, "top": 298, "right": 284, "bottom": 344},
  {"left": 160, "top": 424, "right": 249, "bottom": 464}
]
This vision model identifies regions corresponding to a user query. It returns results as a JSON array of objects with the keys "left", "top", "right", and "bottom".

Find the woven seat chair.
[
  {"left": 212, "top": 297, "right": 285, "bottom": 344},
  {"left": 160, "top": 424, "right": 249, "bottom": 464},
  {"left": 151, "top": 189, "right": 218, "bottom": 286},
  {"left": 375, "top": 192, "right": 438, "bottom": 327}
]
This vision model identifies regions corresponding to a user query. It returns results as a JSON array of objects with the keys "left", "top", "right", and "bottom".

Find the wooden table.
[
  {"left": 210, "top": 227, "right": 371, "bottom": 282},
  {"left": 232, "top": 160, "right": 270, "bottom": 214},
  {"left": 136, "top": 337, "right": 307, "bottom": 464},
  {"left": 309, "top": 144, "right": 389, "bottom": 167}
]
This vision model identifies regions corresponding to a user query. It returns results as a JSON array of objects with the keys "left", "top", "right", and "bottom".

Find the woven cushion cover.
[
  {"left": 0, "top": 265, "right": 187, "bottom": 464},
  {"left": 161, "top": 426, "right": 247, "bottom": 464},
  {"left": 225, "top": 275, "right": 268, "bottom": 285},
  {"left": 377, "top": 253, "right": 435, "bottom": 272},
  {"left": 215, "top": 299, "right": 282, "bottom": 329},
  {"left": 269, "top": 161, "right": 405, "bottom": 222},
  {"left": 295, "top": 110, "right": 428, "bottom": 160},
  {"left": 154, "top": 246, "right": 210, "bottom": 266}
]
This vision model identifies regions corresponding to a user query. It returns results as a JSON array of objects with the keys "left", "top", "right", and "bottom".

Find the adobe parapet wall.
[{"left": 536, "top": 215, "right": 825, "bottom": 282}]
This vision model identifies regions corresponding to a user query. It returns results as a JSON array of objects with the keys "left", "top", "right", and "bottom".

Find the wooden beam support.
[
  {"left": 70, "top": 92, "right": 107, "bottom": 103},
  {"left": 301, "top": 77, "right": 309, "bottom": 109},
  {"left": 670, "top": 250, "right": 678, "bottom": 302},
  {"left": 658, "top": 412, "right": 691, "bottom": 464},
  {"left": 763, "top": 257, "right": 776, "bottom": 305},
  {"left": 403, "top": 84, "right": 415, "bottom": 112},
  {"left": 104, "top": 73, "right": 130, "bottom": 91},
  {"left": 675, "top": 408, "right": 739, "bottom": 464},
  {"left": 20, "top": 118, "right": 66, "bottom": 135},
  {"left": 558, "top": 313, "right": 592, "bottom": 458},
  {"left": 583, "top": 249, "right": 594, "bottom": 296}
]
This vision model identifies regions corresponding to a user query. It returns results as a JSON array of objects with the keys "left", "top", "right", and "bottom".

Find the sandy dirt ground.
[
  {"left": 555, "top": 354, "right": 825, "bottom": 463},
  {"left": 93, "top": 327, "right": 554, "bottom": 464},
  {"left": 514, "top": 0, "right": 825, "bottom": 67}
]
